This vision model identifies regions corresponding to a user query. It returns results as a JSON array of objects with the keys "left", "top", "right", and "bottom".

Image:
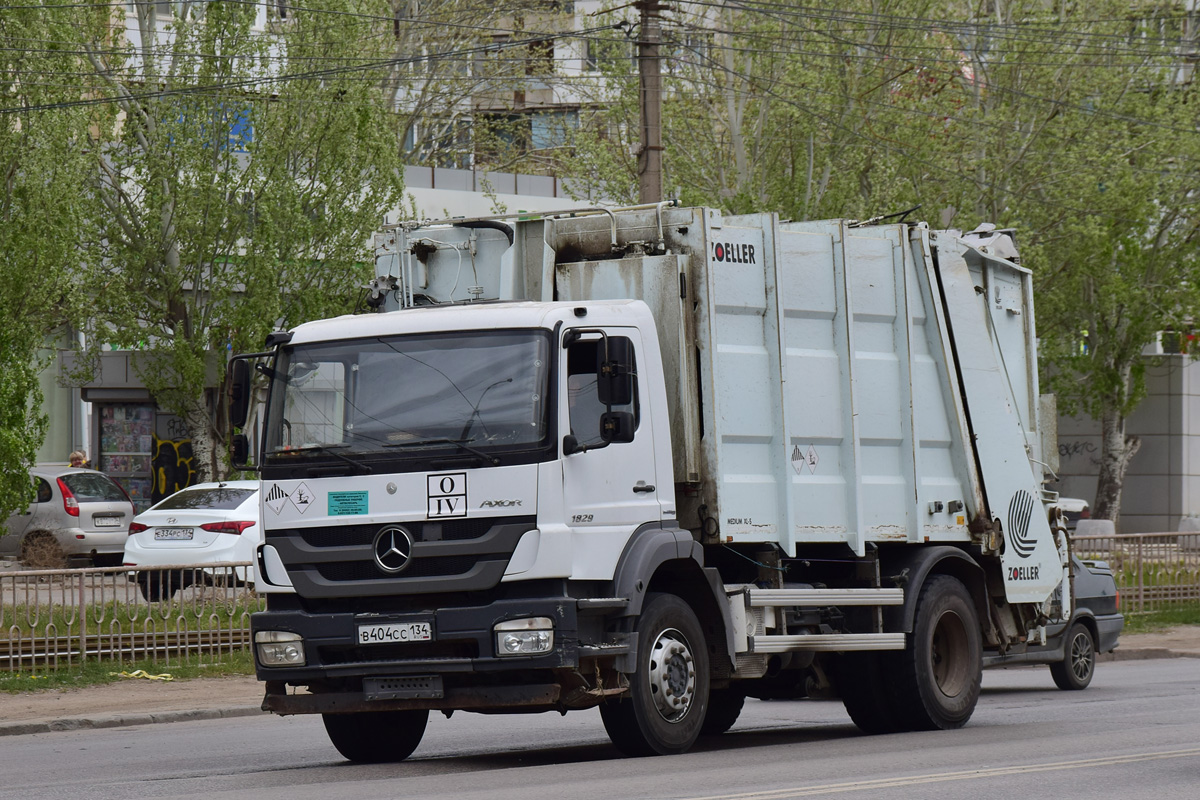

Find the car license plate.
[
  {"left": 358, "top": 621, "right": 433, "bottom": 645},
  {"left": 94, "top": 516, "right": 122, "bottom": 527},
  {"left": 155, "top": 527, "right": 193, "bottom": 541}
]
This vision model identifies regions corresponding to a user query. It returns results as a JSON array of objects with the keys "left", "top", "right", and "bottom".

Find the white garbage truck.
[{"left": 229, "top": 204, "right": 1069, "bottom": 761}]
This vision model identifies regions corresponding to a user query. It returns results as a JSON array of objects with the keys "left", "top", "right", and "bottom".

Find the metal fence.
[
  {"left": 1074, "top": 532, "right": 1200, "bottom": 613},
  {"left": 0, "top": 563, "right": 262, "bottom": 671}
]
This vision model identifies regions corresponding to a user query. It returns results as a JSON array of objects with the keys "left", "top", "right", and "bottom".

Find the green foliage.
[
  {"left": 71, "top": 2, "right": 409, "bottom": 478},
  {"left": 0, "top": 6, "right": 101, "bottom": 520},
  {"left": 0, "top": 651, "right": 256, "bottom": 693}
]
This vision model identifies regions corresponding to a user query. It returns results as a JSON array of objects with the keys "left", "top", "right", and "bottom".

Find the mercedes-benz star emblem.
[{"left": 373, "top": 526, "right": 415, "bottom": 574}]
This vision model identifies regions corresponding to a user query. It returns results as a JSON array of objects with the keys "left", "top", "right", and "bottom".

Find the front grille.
[
  {"left": 316, "top": 555, "right": 485, "bottom": 582},
  {"left": 275, "top": 516, "right": 537, "bottom": 598},
  {"left": 319, "top": 640, "right": 478, "bottom": 665},
  {"left": 288, "top": 515, "right": 534, "bottom": 547}
]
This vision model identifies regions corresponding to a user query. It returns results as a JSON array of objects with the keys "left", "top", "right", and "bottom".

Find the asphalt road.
[{"left": 4, "top": 659, "right": 1198, "bottom": 800}]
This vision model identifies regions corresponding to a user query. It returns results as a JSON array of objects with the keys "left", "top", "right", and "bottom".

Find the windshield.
[{"left": 263, "top": 330, "right": 551, "bottom": 465}]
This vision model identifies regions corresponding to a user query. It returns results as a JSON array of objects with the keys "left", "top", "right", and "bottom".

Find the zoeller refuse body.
[{"left": 229, "top": 205, "right": 1072, "bottom": 761}]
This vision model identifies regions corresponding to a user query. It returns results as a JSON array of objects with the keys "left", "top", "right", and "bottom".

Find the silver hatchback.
[{"left": 0, "top": 466, "right": 135, "bottom": 567}]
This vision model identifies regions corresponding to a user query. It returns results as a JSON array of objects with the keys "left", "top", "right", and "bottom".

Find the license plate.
[
  {"left": 155, "top": 527, "right": 193, "bottom": 541},
  {"left": 94, "top": 516, "right": 122, "bottom": 528},
  {"left": 358, "top": 621, "right": 433, "bottom": 645}
]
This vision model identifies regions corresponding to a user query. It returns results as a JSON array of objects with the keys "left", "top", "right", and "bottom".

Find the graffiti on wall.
[
  {"left": 1058, "top": 440, "right": 1102, "bottom": 469},
  {"left": 152, "top": 434, "right": 196, "bottom": 502}
]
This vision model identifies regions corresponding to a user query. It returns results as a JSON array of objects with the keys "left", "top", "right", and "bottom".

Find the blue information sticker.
[{"left": 328, "top": 491, "right": 368, "bottom": 516}]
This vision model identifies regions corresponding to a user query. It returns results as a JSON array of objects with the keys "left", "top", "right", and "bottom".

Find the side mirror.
[
  {"left": 229, "top": 359, "right": 251, "bottom": 429},
  {"left": 600, "top": 411, "right": 635, "bottom": 444},
  {"left": 597, "top": 337, "right": 634, "bottom": 406},
  {"left": 562, "top": 434, "right": 580, "bottom": 456},
  {"left": 231, "top": 434, "right": 251, "bottom": 469}
]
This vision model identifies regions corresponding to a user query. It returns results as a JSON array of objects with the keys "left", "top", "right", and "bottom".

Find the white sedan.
[{"left": 123, "top": 480, "right": 260, "bottom": 601}]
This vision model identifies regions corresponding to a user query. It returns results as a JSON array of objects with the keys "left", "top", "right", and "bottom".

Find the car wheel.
[
  {"left": 20, "top": 531, "right": 66, "bottom": 570},
  {"left": 1050, "top": 621, "right": 1096, "bottom": 690},
  {"left": 322, "top": 709, "right": 428, "bottom": 763},
  {"left": 599, "top": 592, "right": 710, "bottom": 756},
  {"left": 137, "top": 570, "right": 188, "bottom": 602}
]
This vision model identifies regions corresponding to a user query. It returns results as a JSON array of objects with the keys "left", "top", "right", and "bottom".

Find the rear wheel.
[
  {"left": 600, "top": 593, "right": 710, "bottom": 756},
  {"left": 701, "top": 688, "right": 745, "bottom": 735},
  {"left": 1050, "top": 622, "right": 1095, "bottom": 690},
  {"left": 838, "top": 651, "right": 903, "bottom": 734},
  {"left": 322, "top": 709, "right": 429, "bottom": 763},
  {"left": 889, "top": 574, "right": 981, "bottom": 731}
]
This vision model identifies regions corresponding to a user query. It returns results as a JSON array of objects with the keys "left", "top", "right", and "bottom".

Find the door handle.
[{"left": 632, "top": 484, "right": 656, "bottom": 494}]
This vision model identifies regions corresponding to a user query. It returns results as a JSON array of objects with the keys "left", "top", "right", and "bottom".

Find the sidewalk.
[{"left": 1, "top": 628, "right": 1197, "bottom": 737}]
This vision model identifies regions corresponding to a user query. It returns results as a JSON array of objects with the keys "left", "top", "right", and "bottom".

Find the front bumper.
[{"left": 252, "top": 595, "right": 581, "bottom": 684}]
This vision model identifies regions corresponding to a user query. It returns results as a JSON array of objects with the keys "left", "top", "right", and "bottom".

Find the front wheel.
[
  {"left": 1050, "top": 622, "right": 1095, "bottom": 690},
  {"left": 600, "top": 592, "right": 710, "bottom": 756},
  {"left": 322, "top": 709, "right": 429, "bottom": 763},
  {"left": 889, "top": 574, "right": 982, "bottom": 731}
]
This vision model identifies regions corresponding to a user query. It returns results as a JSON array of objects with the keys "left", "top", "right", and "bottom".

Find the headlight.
[
  {"left": 255, "top": 630, "right": 306, "bottom": 666},
  {"left": 494, "top": 617, "right": 554, "bottom": 656}
]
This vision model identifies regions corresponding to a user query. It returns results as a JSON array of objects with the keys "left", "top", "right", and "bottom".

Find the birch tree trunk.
[{"left": 1093, "top": 401, "right": 1141, "bottom": 527}]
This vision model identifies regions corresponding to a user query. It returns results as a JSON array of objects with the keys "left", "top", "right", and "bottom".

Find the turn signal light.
[{"left": 201, "top": 520, "right": 256, "bottom": 535}]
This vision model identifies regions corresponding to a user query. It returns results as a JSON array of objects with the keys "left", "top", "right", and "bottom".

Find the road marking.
[{"left": 679, "top": 747, "right": 1200, "bottom": 799}]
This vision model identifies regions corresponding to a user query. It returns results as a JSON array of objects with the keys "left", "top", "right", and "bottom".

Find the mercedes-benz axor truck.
[{"left": 229, "top": 205, "right": 1070, "bottom": 761}]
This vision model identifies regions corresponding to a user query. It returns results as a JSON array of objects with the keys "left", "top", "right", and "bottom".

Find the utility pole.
[{"left": 637, "top": 0, "right": 663, "bottom": 203}]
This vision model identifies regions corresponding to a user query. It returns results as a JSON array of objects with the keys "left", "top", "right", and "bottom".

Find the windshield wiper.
[
  {"left": 382, "top": 437, "right": 499, "bottom": 466},
  {"left": 278, "top": 443, "right": 373, "bottom": 474}
]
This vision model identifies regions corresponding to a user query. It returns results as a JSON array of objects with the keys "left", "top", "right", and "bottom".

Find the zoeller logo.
[
  {"left": 373, "top": 526, "right": 415, "bottom": 574},
  {"left": 480, "top": 499, "right": 522, "bottom": 508},
  {"left": 1006, "top": 490, "right": 1037, "bottom": 559}
]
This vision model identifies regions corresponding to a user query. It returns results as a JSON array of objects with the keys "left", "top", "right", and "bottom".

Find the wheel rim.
[
  {"left": 647, "top": 626, "right": 696, "bottom": 723},
  {"left": 1069, "top": 631, "right": 1095, "bottom": 682},
  {"left": 930, "top": 609, "right": 970, "bottom": 697}
]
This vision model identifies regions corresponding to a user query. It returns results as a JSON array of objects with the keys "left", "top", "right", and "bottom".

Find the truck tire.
[
  {"left": 701, "top": 688, "right": 745, "bottom": 735},
  {"left": 600, "top": 592, "right": 710, "bottom": 756},
  {"left": 322, "top": 709, "right": 429, "bottom": 763},
  {"left": 1050, "top": 621, "right": 1095, "bottom": 690},
  {"left": 889, "top": 574, "right": 981, "bottom": 731},
  {"left": 837, "top": 652, "right": 902, "bottom": 734}
]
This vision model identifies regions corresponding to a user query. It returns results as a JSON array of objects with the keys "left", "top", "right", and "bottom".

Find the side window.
[
  {"left": 566, "top": 336, "right": 638, "bottom": 447},
  {"left": 35, "top": 478, "right": 52, "bottom": 504}
]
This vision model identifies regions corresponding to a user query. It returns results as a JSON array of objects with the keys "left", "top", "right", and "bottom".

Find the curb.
[
  {"left": 0, "top": 705, "right": 265, "bottom": 738},
  {"left": 1102, "top": 647, "right": 1197, "bottom": 662}
]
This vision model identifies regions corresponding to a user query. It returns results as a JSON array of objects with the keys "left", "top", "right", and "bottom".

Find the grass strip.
[{"left": 0, "top": 650, "right": 256, "bottom": 693}]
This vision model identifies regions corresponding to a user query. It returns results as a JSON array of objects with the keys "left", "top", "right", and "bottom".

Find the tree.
[
  {"left": 0, "top": 5, "right": 103, "bottom": 520},
  {"left": 75, "top": 1, "right": 407, "bottom": 481}
]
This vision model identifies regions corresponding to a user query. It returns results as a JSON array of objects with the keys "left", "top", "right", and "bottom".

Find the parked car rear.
[
  {"left": 123, "top": 480, "right": 260, "bottom": 601},
  {"left": 0, "top": 466, "right": 134, "bottom": 567}
]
